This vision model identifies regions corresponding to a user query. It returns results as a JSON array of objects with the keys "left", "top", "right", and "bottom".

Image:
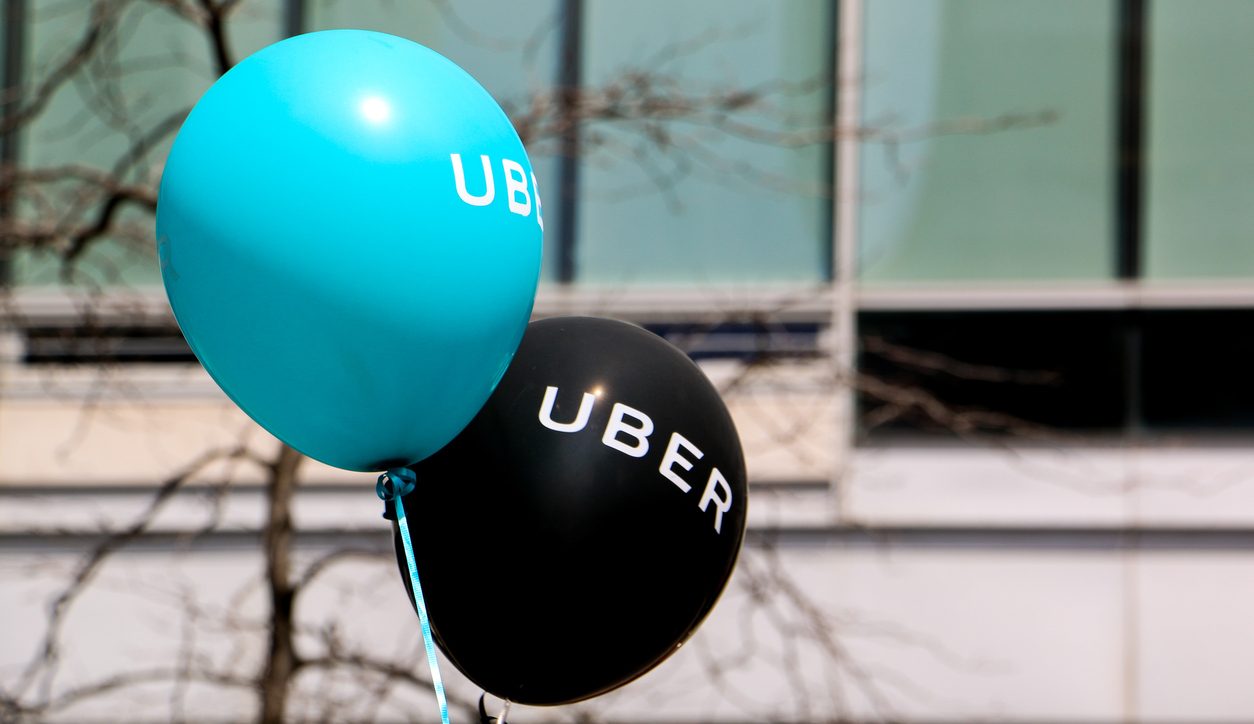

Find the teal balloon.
[{"left": 156, "top": 30, "right": 543, "bottom": 471}]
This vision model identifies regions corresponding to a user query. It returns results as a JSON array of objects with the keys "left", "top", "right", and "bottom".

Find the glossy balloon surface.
[
  {"left": 396, "top": 317, "right": 747, "bottom": 705},
  {"left": 157, "top": 30, "right": 542, "bottom": 471}
]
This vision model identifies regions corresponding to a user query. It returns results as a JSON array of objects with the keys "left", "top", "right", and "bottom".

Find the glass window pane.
[
  {"left": 13, "top": 0, "right": 284, "bottom": 287},
  {"left": 860, "top": 0, "right": 1115, "bottom": 282},
  {"left": 858, "top": 311, "right": 1128, "bottom": 439},
  {"left": 1144, "top": 1, "right": 1254, "bottom": 279},
  {"left": 0, "top": 1, "right": 8, "bottom": 183},
  {"left": 575, "top": 0, "right": 831, "bottom": 286},
  {"left": 308, "top": 0, "right": 563, "bottom": 280},
  {"left": 1141, "top": 310, "right": 1254, "bottom": 429}
]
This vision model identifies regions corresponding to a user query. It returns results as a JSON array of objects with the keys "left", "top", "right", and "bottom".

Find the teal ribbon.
[{"left": 378, "top": 468, "right": 450, "bottom": 724}]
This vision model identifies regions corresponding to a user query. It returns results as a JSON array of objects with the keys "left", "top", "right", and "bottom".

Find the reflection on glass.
[
  {"left": 860, "top": 0, "right": 1115, "bottom": 283},
  {"left": 575, "top": 0, "right": 830, "bottom": 286},
  {"left": 13, "top": 0, "right": 284, "bottom": 287}
]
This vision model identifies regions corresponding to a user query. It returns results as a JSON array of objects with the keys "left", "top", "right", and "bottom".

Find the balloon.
[
  {"left": 393, "top": 317, "right": 748, "bottom": 705},
  {"left": 156, "top": 30, "right": 542, "bottom": 471}
]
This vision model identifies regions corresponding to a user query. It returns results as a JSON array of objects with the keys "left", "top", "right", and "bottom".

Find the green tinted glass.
[
  {"left": 13, "top": 0, "right": 283, "bottom": 287},
  {"left": 575, "top": 0, "right": 830, "bottom": 285},
  {"left": 1144, "top": 1, "right": 1254, "bottom": 279},
  {"left": 860, "top": 0, "right": 1115, "bottom": 282}
]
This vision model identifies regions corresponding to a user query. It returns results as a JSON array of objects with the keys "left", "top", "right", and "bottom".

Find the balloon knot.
[{"left": 376, "top": 467, "right": 417, "bottom": 501}]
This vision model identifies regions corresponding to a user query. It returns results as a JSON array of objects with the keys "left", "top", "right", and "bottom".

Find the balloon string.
[{"left": 381, "top": 469, "right": 450, "bottom": 724}]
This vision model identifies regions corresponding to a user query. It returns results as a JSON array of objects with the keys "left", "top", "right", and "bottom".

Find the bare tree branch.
[{"left": 9, "top": 443, "right": 259, "bottom": 711}]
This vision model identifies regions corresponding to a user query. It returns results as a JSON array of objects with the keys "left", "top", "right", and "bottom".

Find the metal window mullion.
[
  {"left": 1, "top": 0, "right": 27, "bottom": 287},
  {"left": 1115, "top": 0, "right": 1148, "bottom": 442},
  {"left": 284, "top": 0, "right": 305, "bottom": 38},
  {"left": 1115, "top": 0, "right": 1147, "bottom": 280},
  {"left": 555, "top": 0, "right": 582, "bottom": 284}
]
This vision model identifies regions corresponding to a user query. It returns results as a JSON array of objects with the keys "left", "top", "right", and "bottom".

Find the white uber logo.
[
  {"left": 537, "top": 385, "right": 734, "bottom": 534},
  {"left": 450, "top": 153, "right": 544, "bottom": 230}
]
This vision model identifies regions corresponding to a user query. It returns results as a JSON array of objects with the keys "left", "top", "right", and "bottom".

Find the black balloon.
[{"left": 392, "top": 316, "right": 747, "bottom": 706}]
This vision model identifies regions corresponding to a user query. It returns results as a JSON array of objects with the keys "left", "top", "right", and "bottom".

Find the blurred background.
[{"left": 3, "top": 0, "right": 1254, "bottom": 721}]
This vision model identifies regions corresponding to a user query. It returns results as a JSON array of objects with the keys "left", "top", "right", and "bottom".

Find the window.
[
  {"left": 6, "top": 0, "right": 1254, "bottom": 445},
  {"left": 1141, "top": 310, "right": 1254, "bottom": 429},
  {"left": 8, "top": 0, "right": 830, "bottom": 291},
  {"left": 574, "top": 0, "right": 832, "bottom": 286},
  {"left": 854, "top": 0, "right": 1254, "bottom": 441},
  {"left": 859, "top": 0, "right": 1116, "bottom": 283},
  {"left": 11, "top": 0, "right": 284, "bottom": 287},
  {"left": 10, "top": 0, "right": 284, "bottom": 288},
  {"left": 1144, "top": 1, "right": 1254, "bottom": 279},
  {"left": 858, "top": 311, "right": 1128, "bottom": 438}
]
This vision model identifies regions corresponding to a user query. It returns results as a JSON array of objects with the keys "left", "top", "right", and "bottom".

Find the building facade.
[{"left": 4, "top": 1, "right": 1254, "bottom": 721}]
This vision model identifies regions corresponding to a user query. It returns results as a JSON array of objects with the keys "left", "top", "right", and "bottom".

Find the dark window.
[
  {"left": 858, "top": 311, "right": 1128, "bottom": 438},
  {"left": 1141, "top": 310, "right": 1254, "bottom": 429}
]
